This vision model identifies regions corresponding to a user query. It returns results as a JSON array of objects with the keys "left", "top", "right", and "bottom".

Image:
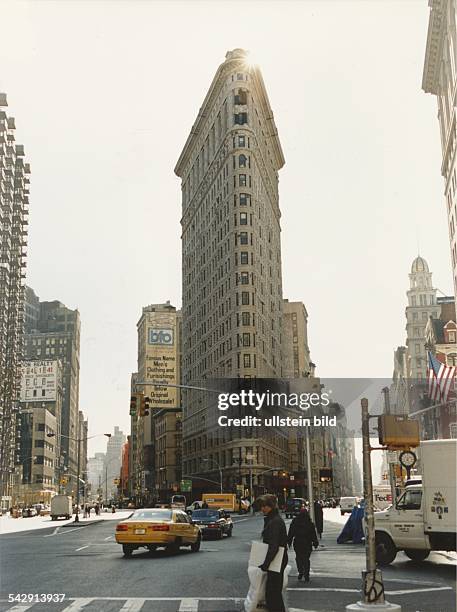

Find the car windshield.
[
  {"left": 172, "top": 495, "right": 186, "bottom": 504},
  {"left": 288, "top": 499, "right": 304, "bottom": 507},
  {"left": 130, "top": 509, "right": 172, "bottom": 521},
  {"left": 192, "top": 510, "right": 219, "bottom": 519}
]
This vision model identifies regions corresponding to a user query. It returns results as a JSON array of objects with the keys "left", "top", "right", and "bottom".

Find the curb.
[{"left": 60, "top": 519, "right": 104, "bottom": 527}]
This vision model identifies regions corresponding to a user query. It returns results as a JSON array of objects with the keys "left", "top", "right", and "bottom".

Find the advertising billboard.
[{"left": 20, "top": 360, "right": 59, "bottom": 402}]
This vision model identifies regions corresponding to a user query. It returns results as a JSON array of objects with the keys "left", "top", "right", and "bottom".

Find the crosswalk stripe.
[
  {"left": 61, "top": 599, "right": 93, "bottom": 611},
  {"left": 119, "top": 600, "right": 146, "bottom": 611},
  {"left": 178, "top": 599, "right": 199, "bottom": 611}
]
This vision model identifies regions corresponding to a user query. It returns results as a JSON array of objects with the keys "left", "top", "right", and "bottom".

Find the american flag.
[{"left": 427, "top": 351, "right": 456, "bottom": 404}]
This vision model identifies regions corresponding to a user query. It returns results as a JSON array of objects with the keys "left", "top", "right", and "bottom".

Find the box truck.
[
  {"left": 50, "top": 495, "right": 73, "bottom": 521},
  {"left": 374, "top": 439, "right": 456, "bottom": 565}
]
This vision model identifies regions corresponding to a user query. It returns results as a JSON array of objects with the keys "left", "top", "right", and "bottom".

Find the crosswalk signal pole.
[{"left": 346, "top": 398, "right": 400, "bottom": 611}]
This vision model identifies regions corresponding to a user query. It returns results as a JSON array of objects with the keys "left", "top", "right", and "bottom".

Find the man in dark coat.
[
  {"left": 258, "top": 494, "right": 288, "bottom": 612},
  {"left": 288, "top": 508, "right": 319, "bottom": 581},
  {"left": 314, "top": 499, "right": 324, "bottom": 539}
]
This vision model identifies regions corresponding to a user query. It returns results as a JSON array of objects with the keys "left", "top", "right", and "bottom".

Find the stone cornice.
[{"left": 422, "top": 0, "right": 446, "bottom": 95}]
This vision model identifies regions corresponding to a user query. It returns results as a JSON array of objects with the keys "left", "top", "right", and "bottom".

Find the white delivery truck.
[
  {"left": 50, "top": 495, "right": 73, "bottom": 521},
  {"left": 374, "top": 439, "right": 456, "bottom": 565}
]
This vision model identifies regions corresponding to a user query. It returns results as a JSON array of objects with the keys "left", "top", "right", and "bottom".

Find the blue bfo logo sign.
[{"left": 148, "top": 328, "right": 174, "bottom": 346}]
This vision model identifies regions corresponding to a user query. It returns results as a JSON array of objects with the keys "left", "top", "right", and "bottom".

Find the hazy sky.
[{"left": 1, "top": 1, "right": 451, "bottom": 456}]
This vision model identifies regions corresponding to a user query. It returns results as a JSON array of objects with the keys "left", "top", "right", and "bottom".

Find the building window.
[
  {"left": 239, "top": 174, "right": 247, "bottom": 187},
  {"left": 239, "top": 193, "right": 250, "bottom": 206},
  {"left": 243, "top": 333, "right": 251, "bottom": 347},
  {"left": 448, "top": 332, "right": 456, "bottom": 344},
  {"left": 240, "top": 251, "right": 249, "bottom": 265},
  {"left": 238, "top": 135, "right": 245, "bottom": 147},
  {"left": 234, "top": 113, "right": 248, "bottom": 125},
  {"left": 242, "top": 312, "right": 250, "bottom": 326},
  {"left": 243, "top": 354, "right": 251, "bottom": 368},
  {"left": 240, "top": 272, "right": 249, "bottom": 285},
  {"left": 239, "top": 232, "right": 248, "bottom": 245},
  {"left": 241, "top": 292, "right": 250, "bottom": 305},
  {"left": 240, "top": 212, "right": 248, "bottom": 225},
  {"left": 234, "top": 90, "right": 248, "bottom": 105},
  {"left": 239, "top": 154, "right": 248, "bottom": 168}
]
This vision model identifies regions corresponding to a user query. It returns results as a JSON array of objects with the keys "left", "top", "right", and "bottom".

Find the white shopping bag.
[
  {"left": 244, "top": 565, "right": 268, "bottom": 612},
  {"left": 249, "top": 540, "right": 285, "bottom": 573},
  {"left": 244, "top": 563, "right": 292, "bottom": 612}
]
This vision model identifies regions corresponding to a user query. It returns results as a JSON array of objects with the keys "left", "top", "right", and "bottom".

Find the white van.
[{"left": 339, "top": 496, "right": 358, "bottom": 515}]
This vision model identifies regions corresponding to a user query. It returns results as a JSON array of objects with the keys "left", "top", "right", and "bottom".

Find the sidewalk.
[{"left": 0, "top": 510, "right": 132, "bottom": 535}]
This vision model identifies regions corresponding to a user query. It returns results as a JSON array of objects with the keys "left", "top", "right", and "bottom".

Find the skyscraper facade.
[
  {"left": 422, "top": 0, "right": 457, "bottom": 297},
  {"left": 175, "top": 49, "right": 289, "bottom": 494},
  {"left": 0, "top": 94, "right": 30, "bottom": 506},
  {"left": 24, "top": 294, "right": 81, "bottom": 476},
  {"left": 133, "top": 301, "right": 181, "bottom": 504}
]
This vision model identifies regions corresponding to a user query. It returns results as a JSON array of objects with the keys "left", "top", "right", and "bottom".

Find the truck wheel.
[
  {"left": 375, "top": 533, "right": 397, "bottom": 566},
  {"left": 404, "top": 549, "right": 430, "bottom": 562},
  {"left": 122, "top": 545, "right": 133, "bottom": 558}
]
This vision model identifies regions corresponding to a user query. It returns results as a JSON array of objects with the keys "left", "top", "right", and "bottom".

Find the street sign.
[
  {"left": 387, "top": 451, "right": 398, "bottom": 464},
  {"left": 180, "top": 479, "right": 192, "bottom": 492}
]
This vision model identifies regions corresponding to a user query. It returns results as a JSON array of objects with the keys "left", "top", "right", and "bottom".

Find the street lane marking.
[
  {"left": 75, "top": 545, "right": 90, "bottom": 551},
  {"left": 61, "top": 599, "right": 93, "bottom": 610},
  {"left": 6, "top": 605, "right": 33, "bottom": 612},
  {"left": 51, "top": 526, "right": 86, "bottom": 536},
  {"left": 43, "top": 527, "right": 60, "bottom": 537},
  {"left": 179, "top": 599, "right": 199, "bottom": 611},
  {"left": 104, "top": 535, "right": 112, "bottom": 540},
  {"left": 387, "top": 586, "right": 453, "bottom": 595},
  {"left": 119, "top": 600, "right": 146, "bottom": 611}
]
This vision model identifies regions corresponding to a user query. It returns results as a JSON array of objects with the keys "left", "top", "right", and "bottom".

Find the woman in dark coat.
[
  {"left": 258, "top": 494, "right": 288, "bottom": 612},
  {"left": 287, "top": 508, "right": 319, "bottom": 581}
]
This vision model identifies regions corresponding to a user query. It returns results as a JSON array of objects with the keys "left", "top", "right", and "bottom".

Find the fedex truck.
[{"left": 374, "top": 440, "right": 456, "bottom": 565}]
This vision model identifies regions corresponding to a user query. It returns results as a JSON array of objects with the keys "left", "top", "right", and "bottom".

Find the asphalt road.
[{"left": 0, "top": 511, "right": 455, "bottom": 611}]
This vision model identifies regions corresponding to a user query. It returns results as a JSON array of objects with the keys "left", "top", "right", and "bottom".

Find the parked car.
[
  {"left": 115, "top": 508, "right": 201, "bottom": 557},
  {"left": 191, "top": 508, "right": 233, "bottom": 539},
  {"left": 285, "top": 497, "right": 307, "bottom": 519},
  {"left": 22, "top": 507, "right": 37, "bottom": 518}
]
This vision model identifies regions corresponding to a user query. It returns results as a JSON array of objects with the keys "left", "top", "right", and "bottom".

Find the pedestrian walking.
[
  {"left": 201, "top": 501, "right": 209, "bottom": 509},
  {"left": 94, "top": 503, "right": 100, "bottom": 516},
  {"left": 314, "top": 499, "right": 324, "bottom": 539},
  {"left": 258, "top": 494, "right": 288, "bottom": 612},
  {"left": 287, "top": 507, "right": 319, "bottom": 582},
  {"left": 84, "top": 504, "right": 89, "bottom": 518}
]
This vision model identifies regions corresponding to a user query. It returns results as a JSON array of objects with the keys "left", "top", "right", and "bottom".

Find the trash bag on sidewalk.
[
  {"left": 244, "top": 564, "right": 292, "bottom": 612},
  {"left": 337, "top": 506, "right": 365, "bottom": 544}
]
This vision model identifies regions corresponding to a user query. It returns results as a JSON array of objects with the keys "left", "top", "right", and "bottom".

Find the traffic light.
[
  {"left": 143, "top": 396, "right": 151, "bottom": 416},
  {"left": 378, "top": 415, "right": 420, "bottom": 449},
  {"left": 130, "top": 394, "right": 140, "bottom": 416},
  {"left": 319, "top": 468, "right": 333, "bottom": 482},
  {"left": 139, "top": 394, "right": 151, "bottom": 417}
]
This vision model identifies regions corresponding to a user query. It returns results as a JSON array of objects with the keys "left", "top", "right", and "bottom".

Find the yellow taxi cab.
[{"left": 115, "top": 507, "right": 201, "bottom": 557}]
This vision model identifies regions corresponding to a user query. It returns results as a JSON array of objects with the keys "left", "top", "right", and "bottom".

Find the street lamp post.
[{"left": 48, "top": 432, "right": 111, "bottom": 522}]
